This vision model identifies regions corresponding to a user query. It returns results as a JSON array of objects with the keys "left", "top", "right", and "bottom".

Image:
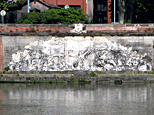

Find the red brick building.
[
  {"left": 43, "top": 0, "right": 86, "bottom": 14},
  {"left": 42, "top": 0, "right": 111, "bottom": 24}
]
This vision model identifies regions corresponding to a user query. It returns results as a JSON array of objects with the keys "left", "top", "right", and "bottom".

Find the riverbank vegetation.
[
  {"left": 1, "top": 69, "right": 154, "bottom": 77},
  {"left": 1, "top": 70, "right": 154, "bottom": 84}
]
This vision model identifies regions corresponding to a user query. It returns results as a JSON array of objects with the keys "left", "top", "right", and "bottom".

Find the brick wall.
[
  {"left": 0, "top": 25, "right": 72, "bottom": 33},
  {"left": 0, "top": 36, "right": 3, "bottom": 71},
  {"left": 0, "top": 24, "right": 154, "bottom": 34},
  {"left": 87, "top": 25, "right": 154, "bottom": 33}
]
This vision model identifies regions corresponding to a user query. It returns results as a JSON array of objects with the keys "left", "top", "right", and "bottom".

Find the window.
[{"left": 93, "top": 0, "right": 107, "bottom": 23}]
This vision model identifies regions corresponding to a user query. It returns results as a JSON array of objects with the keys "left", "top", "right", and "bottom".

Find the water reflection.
[
  {"left": 0, "top": 83, "right": 154, "bottom": 115},
  {"left": 0, "top": 89, "right": 3, "bottom": 115}
]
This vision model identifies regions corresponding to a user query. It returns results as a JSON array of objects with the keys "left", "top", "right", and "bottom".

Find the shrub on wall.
[
  {"left": 17, "top": 8, "right": 89, "bottom": 24},
  {"left": 17, "top": 11, "right": 40, "bottom": 24}
]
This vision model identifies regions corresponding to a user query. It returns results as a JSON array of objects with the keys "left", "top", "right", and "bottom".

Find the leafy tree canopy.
[
  {"left": 110, "top": 0, "right": 154, "bottom": 23},
  {"left": 17, "top": 8, "right": 89, "bottom": 24},
  {"left": 0, "top": 0, "right": 24, "bottom": 10}
]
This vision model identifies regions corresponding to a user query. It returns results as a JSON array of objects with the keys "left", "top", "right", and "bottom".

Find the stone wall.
[
  {"left": 0, "top": 24, "right": 154, "bottom": 72},
  {"left": 1, "top": 75, "right": 154, "bottom": 83},
  {"left": 1, "top": 36, "right": 153, "bottom": 72}
]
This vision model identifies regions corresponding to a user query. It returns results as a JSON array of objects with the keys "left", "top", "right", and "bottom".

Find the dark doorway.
[{"left": 93, "top": 0, "right": 107, "bottom": 23}]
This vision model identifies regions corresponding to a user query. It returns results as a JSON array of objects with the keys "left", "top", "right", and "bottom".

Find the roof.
[
  {"left": 7, "top": 0, "right": 61, "bottom": 11},
  {"left": 35, "top": 0, "right": 61, "bottom": 9}
]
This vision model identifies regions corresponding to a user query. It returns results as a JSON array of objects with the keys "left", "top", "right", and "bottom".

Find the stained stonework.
[
  {"left": 70, "top": 23, "right": 87, "bottom": 34},
  {"left": 7, "top": 36, "right": 152, "bottom": 72}
]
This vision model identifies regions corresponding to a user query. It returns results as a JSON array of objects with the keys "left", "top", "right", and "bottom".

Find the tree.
[
  {"left": 0, "top": 0, "right": 24, "bottom": 10},
  {"left": 125, "top": 0, "right": 134, "bottom": 22},
  {"left": 111, "top": 0, "right": 154, "bottom": 23},
  {"left": 131, "top": 0, "right": 154, "bottom": 23},
  {"left": 0, "top": 0, "right": 8, "bottom": 10},
  {"left": 17, "top": 8, "right": 89, "bottom": 24}
]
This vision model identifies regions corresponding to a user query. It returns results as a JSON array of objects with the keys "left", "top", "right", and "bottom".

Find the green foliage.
[
  {"left": 123, "top": 19, "right": 131, "bottom": 24},
  {"left": 16, "top": 72, "right": 19, "bottom": 77},
  {"left": 114, "top": 80, "right": 122, "bottom": 84},
  {"left": 78, "top": 81, "right": 91, "bottom": 84},
  {"left": 89, "top": 72, "right": 97, "bottom": 77},
  {"left": 73, "top": 76, "right": 77, "bottom": 82},
  {"left": 96, "top": 71, "right": 105, "bottom": 74},
  {"left": 4, "top": 66, "right": 10, "bottom": 71},
  {"left": 17, "top": 12, "right": 40, "bottom": 24},
  {"left": 120, "top": 74, "right": 127, "bottom": 77},
  {"left": 17, "top": 8, "right": 89, "bottom": 24},
  {"left": 0, "top": 0, "right": 24, "bottom": 10},
  {"left": 148, "top": 69, "right": 154, "bottom": 74},
  {"left": 0, "top": 1, "right": 8, "bottom": 10},
  {"left": 46, "top": 79, "right": 53, "bottom": 83},
  {"left": 29, "top": 77, "right": 36, "bottom": 82},
  {"left": 130, "top": 0, "right": 154, "bottom": 23},
  {"left": 111, "top": 0, "right": 154, "bottom": 23},
  {"left": 0, "top": 72, "right": 3, "bottom": 77}
]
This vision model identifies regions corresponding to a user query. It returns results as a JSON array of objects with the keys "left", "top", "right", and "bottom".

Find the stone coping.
[
  {"left": 0, "top": 24, "right": 154, "bottom": 35},
  {"left": 1, "top": 32, "right": 154, "bottom": 36},
  {"left": 0, "top": 23, "right": 154, "bottom": 27},
  {"left": 0, "top": 24, "right": 72, "bottom": 27},
  {"left": 1, "top": 74, "right": 154, "bottom": 83}
]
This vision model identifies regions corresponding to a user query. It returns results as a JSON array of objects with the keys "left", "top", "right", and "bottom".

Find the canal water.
[{"left": 0, "top": 83, "right": 154, "bottom": 115}]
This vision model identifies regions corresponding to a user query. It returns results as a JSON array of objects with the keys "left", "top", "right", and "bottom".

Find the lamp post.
[
  {"left": 114, "top": 0, "right": 116, "bottom": 24},
  {"left": 27, "top": 0, "right": 30, "bottom": 13}
]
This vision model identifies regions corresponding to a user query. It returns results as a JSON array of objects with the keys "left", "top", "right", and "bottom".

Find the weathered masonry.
[{"left": 0, "top": 24, "right": 154, "bottom": 72}]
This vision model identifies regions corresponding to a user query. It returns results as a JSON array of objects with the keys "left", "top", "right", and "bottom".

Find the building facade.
[
  {"left": 42, "top": 0, "right": 111, "bottom": 24},
  {"left": 87, "top": 0, "right": 111, "bottom": 23},
  {"left": 43, "top": 0, "right": 86, "bottom": 14},
  {"left": 0, "top": 0, "right": 60, "bottom": 23},
  {"left": 0, "top": 0, "right": 112, "bottom": 24}
]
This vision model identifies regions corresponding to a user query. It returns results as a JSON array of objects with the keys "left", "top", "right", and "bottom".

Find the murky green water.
[{"left": 0, "top": 83, "right": 154, "bottom": 115}]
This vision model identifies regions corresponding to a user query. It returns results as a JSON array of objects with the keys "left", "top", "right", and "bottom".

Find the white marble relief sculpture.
[{"left": 9, "top": 37, "right": 152, "bottom": 72}]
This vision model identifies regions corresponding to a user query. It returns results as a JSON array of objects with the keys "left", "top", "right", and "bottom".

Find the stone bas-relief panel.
[{"left": 7, "top": 36, "right": 152, "bottom": 72}]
